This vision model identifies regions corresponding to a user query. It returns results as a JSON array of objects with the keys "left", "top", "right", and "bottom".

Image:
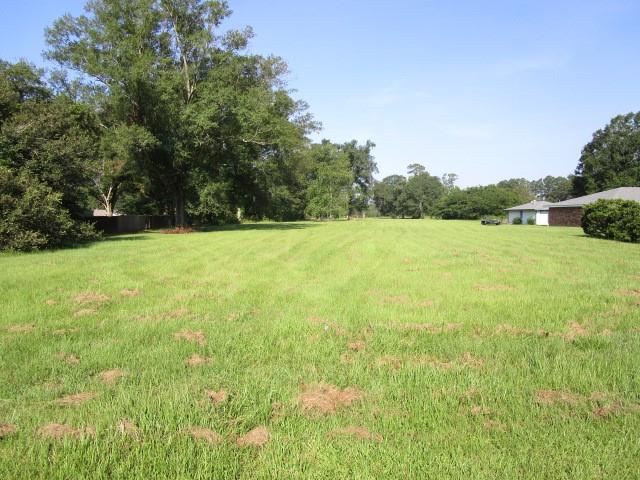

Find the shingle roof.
[
  {"left": 505, "top": 200, "right": 552, "bottom": 212},
  {"left": 549, "top": 187, "right": 640, "bottom": 208}
]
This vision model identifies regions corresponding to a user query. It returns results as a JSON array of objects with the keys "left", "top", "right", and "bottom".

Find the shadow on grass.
[
  {"left": 199, "top": 222, "right": 319, "bottom": 233},
  {"left": 102, "top": 234, "right": 151, "bottom": 242}
]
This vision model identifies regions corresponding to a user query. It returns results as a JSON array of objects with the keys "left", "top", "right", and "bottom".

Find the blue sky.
[{"left": 1, "top": 0, "right": 639, "bottom": 186}]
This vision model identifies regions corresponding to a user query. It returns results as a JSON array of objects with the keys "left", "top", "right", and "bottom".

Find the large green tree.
[
  {"left": 304, "top": 142, "right": 352, "bottom": 220},
  {"left": 340, "top": 140, "right": 377, "bottom": 217},
  {"left": 572, "top": 112, "right": 640, "bottom": 196}
]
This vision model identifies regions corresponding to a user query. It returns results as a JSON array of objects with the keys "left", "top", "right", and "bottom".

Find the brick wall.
[{"left": 549, "top": 207, "right": 583, "bottom": 227}]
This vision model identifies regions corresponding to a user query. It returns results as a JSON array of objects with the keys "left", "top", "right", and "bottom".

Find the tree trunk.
[{"left": 175, "top": 187, "right": 186, "bottom": 227}]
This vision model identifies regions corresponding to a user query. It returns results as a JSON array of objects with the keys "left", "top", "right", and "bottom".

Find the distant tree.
[
  {"left": 340, "top": 140, "right": 377, "bottom": 217},
  {"left": 404, "top": 172, "right": 444, "bottom": 218},
  {"left": 373, "top": 175, "right": 410, "bottom": 218},
  {"left": 531, "top": 175, "right": 572, "bottom": 202},
  {"left": 407, "top": 163, "right": 426, "bottom": 177},
  {"left": 441, "top": 173, "right": 458, "bottom": 192},
  {"left": 572, "top": 112, "right": 640, "bottom": 196},
  {"left": 435, "top": 184, "right": 523, "bottom": 219},
  {"left": 305, "top": 142, "right": 352, "bottom": 219},
  {"left": 496, "top": 178, "right": 534, "bottom": 203}
]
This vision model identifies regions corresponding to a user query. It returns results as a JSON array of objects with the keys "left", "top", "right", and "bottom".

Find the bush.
[
  {"left": 0, "top": 167, "right": 98, "bottom": 251},
  {"left": 527, "top": 217, "right": 536, "bottom": 225},
  {"left": 512, "top": 217, "right": 522, "bottom": 225},
  {"left": 582, "top": 199, "right": 640, "bottom": 243}
]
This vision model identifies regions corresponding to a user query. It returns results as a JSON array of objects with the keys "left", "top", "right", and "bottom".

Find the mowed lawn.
[{"left": 1, "top": 220, "right": 639, "bottom": 479}]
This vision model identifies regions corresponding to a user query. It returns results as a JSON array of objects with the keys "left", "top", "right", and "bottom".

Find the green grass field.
[{"left": 1, "top": 220, "right": 639, "bottom": 479}]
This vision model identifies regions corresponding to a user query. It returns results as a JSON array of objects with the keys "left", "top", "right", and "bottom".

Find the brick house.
[{"left": 548, "top": 187, "right": 640, "bottom": 226}]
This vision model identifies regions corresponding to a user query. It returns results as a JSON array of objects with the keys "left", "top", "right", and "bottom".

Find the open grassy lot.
[{"left": 1, "top": 219, "right": 639, "bottom": 479}]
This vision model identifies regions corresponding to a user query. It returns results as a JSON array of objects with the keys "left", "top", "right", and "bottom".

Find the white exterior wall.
[
  {"left": 507, "top": 211, "right": 521, "bottom": 224},
  {"left": 522, "top": 210, "right": 536, "bottom": 224},
  {"left": 536, "top": 211, "right": 549, "bottom": 226}
]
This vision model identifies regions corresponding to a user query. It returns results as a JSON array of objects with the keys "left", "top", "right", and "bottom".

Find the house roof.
[
  {"left": 549, "top": 187, "right": 640, "bottom": 208},
  {"left": 505, "top": 200, "right": 552, "bottom": 212}
]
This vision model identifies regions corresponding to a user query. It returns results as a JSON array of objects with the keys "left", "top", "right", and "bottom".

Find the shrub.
[
  {"left": 527, "top": 217, "right": 536, "bottom": 225},
  {"left": 512, "top": 217, "right": 522, "bottom": 225},
  {"left": 0, "top": 167, "right": 98, "bottom": 251},
  {"left": 582, "top": 199, "right": 640, "bottom": 243}
]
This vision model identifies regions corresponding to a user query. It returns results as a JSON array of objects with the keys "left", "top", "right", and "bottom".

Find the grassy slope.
[{"left": 0, "top": 220, "right": 639, "bottom": 479}]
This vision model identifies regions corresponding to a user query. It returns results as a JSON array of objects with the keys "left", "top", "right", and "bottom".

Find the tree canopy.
[{"left": 572, "top": 112, "right": 640, "bottom": 196}]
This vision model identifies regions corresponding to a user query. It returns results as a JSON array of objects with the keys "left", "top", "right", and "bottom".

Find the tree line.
[
  {"left": 1, "top": 1, "right": 638, "bottom": 251},
  {"left": 0, "top": 0, "right": 377, "bottom": 250},
  {"left": 371, "top": 169, "right": 573, "bottom": 219}
]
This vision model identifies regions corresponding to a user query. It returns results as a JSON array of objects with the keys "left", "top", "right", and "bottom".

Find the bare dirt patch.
[
  {"left": 99, "top": 369, "right": 126, "bottom": 384},
  {"left": 45, "top": 299, "right": 57, "bottom": 306},
  {"left": 118, "top": 420, "right": 140, "bottom": 439},
  {"left": 165, "top": 308, "right": 191, "bottom": 319},
  {"left": 618, "top": 289, "right": 640, "bottom": 297},
  {"left": 205, "top": 389, "right": 228, "bottom": 405},
  {"left": 173, "top": 330, "right": 205, "bottom": 345},
  {"left": 375, "top": 356, "right": 402, "bottom": 370},
  {"left": 74, "top": 308, "right": 97, "bottom": 317},
  {"left": 414, "top": 352, "right": 484, "bottom": 369},
  {"left": 236, "top": 426, "right": 270, "bottom": 447},
  {"left": 52, "top": 328, "right": 80, "bottom": 335},
  {"left": 592, "top": 403, "right": 622, "bottom": 418},
  {"left": 474, "top": 284, "right": 515, "bottom": 293},
  {"left": 400, "top": 323, "right": 462, "bottom": 334},
  {"left": 340, "top": 352, "right": 355, "bottom": 364},
  {"left": 298, "top": 383, "right": 363, "bottom": 415},
  {"left": 7, "top": 324, "right": 35, "bottom": 333},
  {"left": 347, "top": 341, "right": 366, "bottom": 351},
  {"left": 495, "top": 324, "right": 549, "bottom": 337},
  {"left": 417, "top": 300, "right": 435, "bottom": 308},
  {"left": 0, "top": 423, "right": 17, "bottom": 438},
  {"left": 120, "top": 289, "right": 140, "bottom": 297},
  {"left": 186, "top": 427, "right": 222, "bottom": 444},
  {"left": 483, "top": 420, "right": 505, "bottom": 431},
  {"left": 38, "top": 423, "right": 95, "bottom": 439},
  {"left": 54, "top": 392, "right": 98, "bottom": 406},
  {"left": 186, "top": 354, "right": 212, "bottom": 366},
  {"left": 329, "top": 426, "right": 382, "bottom": 442},
  {"left": 56, "top": 352, "right": 80, "bottom": 365},
  {"left": 534, "top": 390, "right": 581, "bottom": 406},
  {"left": 564, "top": 321, "right": 589, "bottom": 341},
  {"left": 469, "top": 406, "right": 492, "bottom": 416},
  {"left": 74, "top": 292, "right": 110, "bottom": 304},
  {"left": 379, "top": 294, "right": 411, "bottom": 305}
]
